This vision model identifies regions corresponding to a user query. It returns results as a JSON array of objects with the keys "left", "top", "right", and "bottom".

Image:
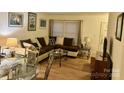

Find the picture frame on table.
[
  {"left": 115, "top": 13, "right": 124, "bottom": 41},
  {"left": 28, "top": 12, "right": 37, "bottom": 31},
  {"left": 40, "top": 19, "right": 46, "bottom": 28},
  {"left": 8, "top": 12, "right": 23, "bottom": 27}
]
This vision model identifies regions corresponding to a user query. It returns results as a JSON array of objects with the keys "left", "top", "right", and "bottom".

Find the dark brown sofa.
[
  {"left": 20, "top": 37, "right": 79, "bottom": 62},
  {"left": 37, "top": 37, "right": 78, "bottom": 54}
]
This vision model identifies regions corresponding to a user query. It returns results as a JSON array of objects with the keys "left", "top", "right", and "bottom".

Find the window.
[
  {"left": 53, "top": 21, "right": 64, "bottom": 37},
  {"left": 52, "top": 20, "right": 80, "bottom": 45}
]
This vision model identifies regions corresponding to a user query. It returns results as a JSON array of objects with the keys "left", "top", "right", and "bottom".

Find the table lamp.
[
  {"left": 6, "top": 38, "right": 18, "bottom": 48},
  {"left": 84, "top": 37, "right": 91, "bottom": 47},
  {"left": 6, "top": 38, "right": 18, "bottom": 57}
]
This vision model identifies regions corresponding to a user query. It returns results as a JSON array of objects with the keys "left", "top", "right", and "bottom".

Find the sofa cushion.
[
  {"left": 37, "top": 37, "right": 46, "bottom": 47},
  {"left": 23, "top": 42, "right": 37, "bottom": 51},
  {"left": 54, "top": 44, "right": 63, "bottom": 49},
  {"left": 39, "top": 49, "right": 46, "bottom": 55},
  {"left": 63, "top": 38, "right": 73, "bottom": 46},
  {"left": 56, "top": 37, "right": 64, "bottom": 45},
  {"left": 49, "top": 36, "right": 56, "bottom": 46},
  {"left": 39, "top": 46, "right": 54, "bottom": 55},
  {"left": 63, "top": 46, "right": 79, "bottom": 52},
  {"left": 44, "top": 36, "right": 49, "bottom": 45},
  {"left": 31, "top": 42, "right": 39, "bottom": 48},
  {"left": 20, "top": 39, "right": 32, "bottom": 48}
]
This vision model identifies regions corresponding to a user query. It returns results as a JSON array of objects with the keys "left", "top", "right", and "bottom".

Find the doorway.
[{"left": 98, "top": 22, "right": 108, "bottom": 52}]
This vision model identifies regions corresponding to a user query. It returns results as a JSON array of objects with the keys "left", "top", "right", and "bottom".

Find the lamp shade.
[
  {"left": 6, "top": 38, "right": 18, "bottom": 47},
  {"left": 84, "top": 37, "right": 91, "bottom": 43}
]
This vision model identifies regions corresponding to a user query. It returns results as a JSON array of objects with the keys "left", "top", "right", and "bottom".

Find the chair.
[
  {"left": 22, "top": 50, "right": 39, "bottom": 80},
  {"left": 10, "top": 49, "right": 54, "bottom": 80},
  {"left": 9, "top": 63, "right": 22, "bottom": 80},
  {"left": 44, "top": 53, "right": 54, "bottom": 80},
  {"left": 35, "top": 53, "right": 54, "bottom": 80},
  {"left": 12, "top": 49, "right": 39, "bottom": 80}
]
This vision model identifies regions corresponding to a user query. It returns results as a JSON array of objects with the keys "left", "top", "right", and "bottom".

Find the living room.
[
  {"left": 1, "top": 0, "right": 124, "bottom": 93},
  {"left": 0, "top": 12, "right": 111, "bottom": 80},
  {"left": 1, "top": 12, "right": 124, "bottom": 81},
  {"left": 0, "top": 12, "right": 109, "bottom": 55}
]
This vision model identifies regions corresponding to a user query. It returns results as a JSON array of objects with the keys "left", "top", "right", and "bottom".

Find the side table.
[{"left": 80, "top": 46, "right": 91, "bottom": 59}]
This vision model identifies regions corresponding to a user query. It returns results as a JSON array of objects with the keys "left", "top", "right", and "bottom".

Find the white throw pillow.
[
  {"left": 56, "top": 37, "right": 64, "bottom": 45},
  {"left": 23, "top": 42, "right": 36, "bottom": 51},
  {"left": 44, "top": 36, "right": 49, "bottom": 45},
  {"left": 23, "top": 42, "right": 32, "bottom": 48}
]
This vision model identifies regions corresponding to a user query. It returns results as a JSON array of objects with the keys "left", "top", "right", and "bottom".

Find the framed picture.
[
  {"left": 8, "top": 12, "right": 23, "bottom": 27},
  {"left": 40, "top": 19, "right": 46, "bottom": 28},
  {"left": 116, "top": 13, "right": 124, "bottom": 41},
  {"left": 28, "top": 12, "right": 37, "bottom": 31}
]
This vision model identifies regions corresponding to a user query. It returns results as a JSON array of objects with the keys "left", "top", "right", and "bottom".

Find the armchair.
[{"left": 11, "top": 49, "right": 39, "bottom": 80}]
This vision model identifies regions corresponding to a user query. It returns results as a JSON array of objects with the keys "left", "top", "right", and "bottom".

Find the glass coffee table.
[{"left": 49, "top": 49, "right": 68, "bottom": 67}]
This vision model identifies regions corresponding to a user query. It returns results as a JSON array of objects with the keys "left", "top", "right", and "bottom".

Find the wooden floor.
[{"left": 37, "top": 57, "right": 91, "bottom": 80}]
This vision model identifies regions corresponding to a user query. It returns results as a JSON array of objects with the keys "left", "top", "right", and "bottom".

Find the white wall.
[
  {"left": 107, "top": 13, "right": 124, "bottom": 80},
  {"left": 0, "top": 12, "right": 49, "bottom": 45},
  {"left": 0, "top": 12, "right": 109, "bottom": 57},
  {"left": 47, "top": 13, "right": 109, "bottom": 56}
]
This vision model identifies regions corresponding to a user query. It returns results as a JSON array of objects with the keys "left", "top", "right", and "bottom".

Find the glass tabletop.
[
  {"left": 0, "top": 57, "right": 25, "bottom": 79},
  {"left": 52, "top": 49, "right": 68, "bottom": 56},
  {"left": 0, "top": 48, "right": 39, "bottom": 80},
  {"left": 0, "top": 56, "right": 37, "bottom": 80}
]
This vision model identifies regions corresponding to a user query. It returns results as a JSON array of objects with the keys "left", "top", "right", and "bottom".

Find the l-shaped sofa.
[{"left": 19, "top": 36, "right": 79, "bottom": 62}]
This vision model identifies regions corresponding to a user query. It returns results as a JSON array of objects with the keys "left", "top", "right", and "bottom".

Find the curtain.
[
  {"left": 49, "top": 20, "right": 82, "bottom": 46},
  {"left": 49, "top": 20, "right": 54, "bottom": 36},
  {"left": 77, "top": 20, "right": 82, "bottom": 47}
]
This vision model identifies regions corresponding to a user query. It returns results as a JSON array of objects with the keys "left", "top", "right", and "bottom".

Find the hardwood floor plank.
[{"left": 37, "top": 58, "right": 91, "bottom": 80}]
